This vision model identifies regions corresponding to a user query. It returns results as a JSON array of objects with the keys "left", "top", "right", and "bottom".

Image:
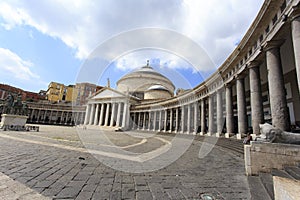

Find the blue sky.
[{"left": 0, "top": 0, "right": 264, "bottom": 92}]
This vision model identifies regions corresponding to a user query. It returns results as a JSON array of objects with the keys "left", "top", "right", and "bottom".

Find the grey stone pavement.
[{"left": 0, "top": 125, "right": 251, "bottom": 200}]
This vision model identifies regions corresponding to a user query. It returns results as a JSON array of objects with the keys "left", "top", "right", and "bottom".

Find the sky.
[{"left": 0, "top": 0, "right": 264, "bottom": 93}]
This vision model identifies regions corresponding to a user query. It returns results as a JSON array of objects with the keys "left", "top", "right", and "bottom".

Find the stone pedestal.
[{"left": 0, "top": 114, "right": 28, "bottom": 127}]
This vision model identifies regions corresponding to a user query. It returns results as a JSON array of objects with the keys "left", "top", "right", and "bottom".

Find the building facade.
[
  {"left": 46, "top": 82, "right": 75, "bottom": 103},
  {"left": 0, "top": 83, "right": 45, "bottom": 102},
  {"left": 84, "top": 0, "right": 300, "bottom": 139}
]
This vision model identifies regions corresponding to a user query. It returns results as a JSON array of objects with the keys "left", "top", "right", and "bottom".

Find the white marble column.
[
  {"left": 181, "top": 106, "right": 185, "bottom": 133},
  {"left": 153, "top": 111, "right": 157, "bottom": 131},
  {"left": 225, "top": 84, "right": 234, "bottom": 137},
  {"left": 249, "top": 63, "right": 264, "bottom": 135},
  {"left": 164, "top": 109, "right": 168, "bottom": 132},
  {"left": 122, "top": 103, "right": 128, "bottom": 128},
  {"left": 193, "top": 102, "right": 199, "bottom": 134},
  {"left": 169, "top": 109, "right": 173, "bottom": 133},
  {"left": 84, "top": 104, "right": 91, "bottom": 125},
  {"left": 104, "top": 103, "right": 110, "bottom": 126},
  {"left": 60, "top": 111, "right": 64, "bottom": 124},
  {"left": 158, "top": 110, "right": 162, "bottom": 131},
  {"left": 148, "top": 112, "right": 152, "bottom": 130},
  {"left": 143, "top": 112, "right": 146, "bottom": 130},
  {"left": 175, "top": 108, "right": 179, "bottom": 133},
  {"left": 291, "top": 13, "right": 300, "bottom": 95},
  {"left": 187, "top": 104, "right": 191, "bottom": 134},
  {"left": 94, "top": 104, "right": 99, "bottom": 125},
  {"left": 137, "top": 112, "right": 141, "bottom": 130},
  {"left": 200, "top": 99, "right": 206, "bottom": 135},
  {"left": 99, "top": 103, "right": 105, "bottom": 126},
  {"left": 133, "top": 112, "right": 137, "bottom": 129},
  {"left": 265, "top": 41, "right": 290, "bottom": 131},
  {"left": 88, "top": 104, "right": 95, "bottom": 125},
  {"left": 116, "top": 103, "right": 121, "bottom": 127},
  {"left": 110, "top": 103, "right": 116, "bottom": 127},
  {"left": 236, "top": 76, "right": 248, "bottom": 137},
  {"left": 216, "top": 89, "right": 223, "bottom": 137},
  {"left": 30, "top": 109, "right": 35, "bottom": 121},
  {"left": 208, "top": 95, "right": 214, "bottom": 136}
]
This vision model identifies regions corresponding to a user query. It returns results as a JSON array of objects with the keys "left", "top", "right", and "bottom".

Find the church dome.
[{"left": 116, "top": 61, "right": 175, "bottom": 99}]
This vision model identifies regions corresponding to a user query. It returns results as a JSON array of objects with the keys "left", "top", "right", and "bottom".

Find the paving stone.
[
  {"left": 0, "top": 128, "right": 251, "bottom": 199},
  {"left": 75, "top": 191, "right": 94, "bottom": 200}
]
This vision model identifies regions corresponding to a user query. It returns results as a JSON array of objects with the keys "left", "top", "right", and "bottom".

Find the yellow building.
[{"left": 46, "top": 82, "right": 75, "bottom": 103}]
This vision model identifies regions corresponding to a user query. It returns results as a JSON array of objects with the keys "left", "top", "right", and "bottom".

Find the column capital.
[
  {"left": 263, "top": 40, "right": 285, "bottom": 51},
  {"left": 247, "top": 60, "right": 261, "bottom": 69},
  {"left": 224, "top": 82, "right": 233, "bottom": 88},
  {"left": 291, "top": 3, "right": 300, "bottom": 20},
  {"left": 235, "top": 73, "right": 246, "bottom": 80}
]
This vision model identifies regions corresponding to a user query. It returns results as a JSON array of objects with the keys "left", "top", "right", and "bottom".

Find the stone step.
[
  {"left": 248, "top": 176, "right": 272, "bottom": 200},
  {"left": 259, "top": 172, "right": 274, "bottom": 199},
  {"left": 271, "top": 169, "right": 295, "bottom": 180},
  {"left": 283, "top": 166, "right": 300, "bottom": 180}
]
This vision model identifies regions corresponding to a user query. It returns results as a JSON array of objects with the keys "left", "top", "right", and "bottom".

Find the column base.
[
  {"left": 216, "top": 132, "right": 221, "bottom": 137},
  {"left": 236, "top": 133, "right": 242, "bottom": 140},
  {"left": 207, "top": 132, "right": 212, "bottom": 136},
  {"left": 200, "top": 132, "right": 204, "bottom": 136}
]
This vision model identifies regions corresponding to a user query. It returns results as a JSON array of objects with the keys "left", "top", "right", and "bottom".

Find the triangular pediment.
[{"left": 91, "top": 87, "right": 126, "bottom": 99}]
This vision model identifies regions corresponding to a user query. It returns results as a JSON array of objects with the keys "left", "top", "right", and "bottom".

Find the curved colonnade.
[{"left": 128, "top": 0, "right": 300, "bottom": 138}]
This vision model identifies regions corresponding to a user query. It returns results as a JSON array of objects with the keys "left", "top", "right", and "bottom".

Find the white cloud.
[
  {"left": 0, "top": 48, "right": 40, "bottom": 80},
  {"left": 0, "top": 0, "right": 264, "bottom": 70}
]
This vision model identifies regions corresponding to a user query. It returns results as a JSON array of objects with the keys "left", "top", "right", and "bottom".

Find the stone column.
[
  {"left": 181, "top": 106, "right": 185, "bottom": 133},
  {"left": 169, "top": 109, "right": 173, "bottom": 133},
  {"left": 164, "top": 109, "right": 168, "bottom": 132},
  {"left": 187, "top": 104, "right": 191, "bottom": 133},
  {"left": 88, "top": 104, "right": 95, "bottom": 125},
  {"left": 110, "top": 103, "right": 116, "bottom": 126},
  {"left": 208, "top": 95, "right": 214, "bottom": 136},
  {"left": 122, "top": 102, "right": 128, "bottom": 128},
  {"left": 249, "top": 62, "right": 264, "bottom": 135},
  {"left": 200, "top": 99, "right": 206, "bottom": 135},
  {"left": 60, "top": 111, "right": 64, "bottom": 124},
  {"left": 148, "top": 112, "right": 152, "bottom": 130},
  {"left": 99, "top": 103, "right": 105, "bottom": 126},
  {"left": 137, "top": 112, "right": 141, "bottom": 130},
  {"left": 291, "top": 12, "right": 300, "bottom": 95},
  {"left": 225, "top": 84, "right": 234, "bottom": 138},
  {"left": 216, "top": 89, "right": 223, "bottom": 137},
  {"left": 104, "top": 103, "right": 110, "bottom": 126},
  {"left": 84, "top": 104, "right": 91, "bottom": 125},
  {"left": 55, "top": 110, "right": 59, "bottom": 124},
  {"left": 175, "top": 107, "right": 179, "bottom": 133},
  {"left": 265, "top": 41, "right": 290, "bottom": 131},
  {"left": 94, "top": 104, "right": 99, "bottom": 125},
  {"left": 153, "top": 111, "right": 157, "bottom": 131},
  {"left": 158, "top": 110, "right": 162, "bottom": 131},
  {"left": 236, "top": 76, "right": 248, "bottom": 138},
  {"left": 143, "top": 112, "right": 146, "bottom": 130},
  {"left": 43, "top": 110, "right": 47, "bottom": 123},
  {"left": 30, "top": 109, "right": 35, "bottom": 121},
  {"left": 132, "top": 112, "right": 137, "bottom": 129},
  {"left": 116, "top": 103, "right": 121, "bottom": 127},
  {"left": 193, "top": 102, "right": 199, "bottom": 134}
]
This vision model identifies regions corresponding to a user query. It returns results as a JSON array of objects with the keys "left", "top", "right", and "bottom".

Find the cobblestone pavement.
[{"left": 0, "top": 125, "right": 251, "bottom": 199}]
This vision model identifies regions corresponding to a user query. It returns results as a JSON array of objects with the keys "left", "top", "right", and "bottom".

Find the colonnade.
[
  {"left": 27, "top": 108, "right": 85, "bottom": 125},
  {"left": 129, "top": 1, "right": 300, "bottom": 137},
  {"left": 83, "top": 101, "right": 129, "bottom": 128}
]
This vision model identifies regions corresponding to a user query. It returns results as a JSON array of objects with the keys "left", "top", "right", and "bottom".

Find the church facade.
[{"left": 84, "top": 0, "right": 300, "bottom": 138}]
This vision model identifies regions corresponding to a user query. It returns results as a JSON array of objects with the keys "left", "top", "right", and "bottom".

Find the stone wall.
[{"left": 244, "top": 142, "right": 300, "bottom": 176}]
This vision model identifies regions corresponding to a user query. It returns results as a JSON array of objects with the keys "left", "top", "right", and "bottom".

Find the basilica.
[{"left": 84, "top": 0, "right": 300, "bottom": 139}]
